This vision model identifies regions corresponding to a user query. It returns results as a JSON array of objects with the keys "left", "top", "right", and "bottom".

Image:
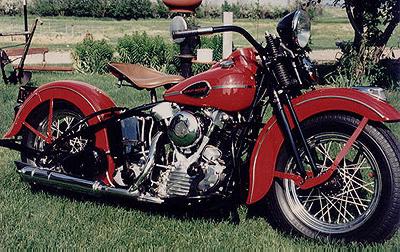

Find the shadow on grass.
[
  {"left": 28, "top": 183, "right": 242, "bottom": 223},
  {"left": 27, "top": 183, "right": 354, "bottom": 247}
]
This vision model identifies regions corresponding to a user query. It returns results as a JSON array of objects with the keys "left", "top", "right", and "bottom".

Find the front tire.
[{"left": 265, "top": 113, "right": 400, "bottom": 243}]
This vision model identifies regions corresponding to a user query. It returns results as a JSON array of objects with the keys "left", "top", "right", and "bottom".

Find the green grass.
[
  {"left": 0, "top": 8, "right": 398, "bottom": 51},
  {"left": 0, "top": 72, "right": 400, "bottom": 249}
]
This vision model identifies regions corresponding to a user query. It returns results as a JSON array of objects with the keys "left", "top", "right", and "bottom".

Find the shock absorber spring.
[{"left": 266, "top": 34, "right": 291, "bottom": 88}]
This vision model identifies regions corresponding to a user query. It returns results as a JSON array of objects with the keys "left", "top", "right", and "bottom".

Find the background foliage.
[
  {"left": 117, "top": 32, "right": 176, "bottom": 73},
  {"left": 74, "top": 32, "right": 223, "bottom": 75},
  {"left": 72, "top": 36, "right": 114, "bottom": 74},
  {"left": 328, "top": 0, "right": 400, "bottom": 88},
  {"left": 19, "top": 0, "right": 295, "bottom": 20},
  {"left": 0, "top": 0, "right": 21, "bottom": 15}
]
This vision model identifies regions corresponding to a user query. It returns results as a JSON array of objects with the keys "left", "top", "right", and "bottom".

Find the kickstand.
[{"left": 230, "top": 207, "right": 240, "bottom": 225}]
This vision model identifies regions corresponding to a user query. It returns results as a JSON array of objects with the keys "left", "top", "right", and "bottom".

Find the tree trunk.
[{"left": 352, "top": 4, "right": 364, "bottom": 52}]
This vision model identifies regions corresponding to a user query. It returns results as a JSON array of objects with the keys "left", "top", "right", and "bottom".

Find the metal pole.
[{"left": 23, "top": 0, "right": 29, "bottom": 43}]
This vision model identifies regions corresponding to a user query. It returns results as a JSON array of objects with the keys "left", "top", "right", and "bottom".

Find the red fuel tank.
[{"left": 164, "top": 48, "right": 258, "bottom": 112}]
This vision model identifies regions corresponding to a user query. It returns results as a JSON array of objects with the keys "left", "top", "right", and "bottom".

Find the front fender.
[
  {"left": 4, "top": 80, "right": 117, "bottom": 184},
  {"left": 247, "top": 88, "right": 400, "bottom": 204}
]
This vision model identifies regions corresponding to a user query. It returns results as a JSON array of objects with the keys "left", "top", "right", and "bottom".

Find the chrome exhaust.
[{"left": 15, "top": 161, "right": 163, "bottom": 203}]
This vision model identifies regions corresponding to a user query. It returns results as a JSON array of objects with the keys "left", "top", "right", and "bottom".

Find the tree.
[
  {"left": 328, "top": 0, "right": 400, "bottom": 88},
  {"left": 336, "top": 0, "right": 399, "bottom": 59}
]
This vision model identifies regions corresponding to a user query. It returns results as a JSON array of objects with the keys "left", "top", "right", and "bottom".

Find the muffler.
[{"left": 15, "top": 161, "right": 150, "bottom": 200}]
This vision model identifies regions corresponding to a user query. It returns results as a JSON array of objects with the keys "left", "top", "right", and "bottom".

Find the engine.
[
  {"left": 112, "top": 102, "right": 230, "bottom": 199},
  {"left": 154, "top": 103, "right": 230, "bottom": 198},
  {"left": 167, "top": 111, "right": 202, "bottom": 148}
]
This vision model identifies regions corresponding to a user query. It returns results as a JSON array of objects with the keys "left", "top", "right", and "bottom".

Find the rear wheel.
[
  {"left": 21, "top": 101, "right": 90, "bottom": 172},
  {"left": 265, "top": 113, "right": 400, "bottom": 243}
]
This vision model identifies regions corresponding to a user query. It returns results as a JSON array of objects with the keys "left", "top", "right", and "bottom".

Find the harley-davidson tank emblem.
[{"left": 182, "top": 81, "right": 211, "bottom": 98}]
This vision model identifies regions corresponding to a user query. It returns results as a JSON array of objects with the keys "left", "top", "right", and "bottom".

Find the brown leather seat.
[{"left": 109, "top": 63, "right": 184, "bottom": 89}]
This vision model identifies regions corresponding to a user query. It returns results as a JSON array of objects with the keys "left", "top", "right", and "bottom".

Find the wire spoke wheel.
[
  {"left": 284, "top": 133, "right": 381, "bottom": 233},
  {"left": 34, "top": 111, "right": 88, "bottom": 155},
  {"left": 265, "top": 113, "right": 400, "bottom": 243},
  {"left": 22, "top": 103, "right": 90, "bottom": 171}
]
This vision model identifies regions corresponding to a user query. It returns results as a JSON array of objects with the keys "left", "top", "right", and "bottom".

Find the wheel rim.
[
  {"left": 30, "top": 110, "right": 88, "bottom": 169},
  {"left": 282, "top": 132, "right": 382, "bottom": 234}
]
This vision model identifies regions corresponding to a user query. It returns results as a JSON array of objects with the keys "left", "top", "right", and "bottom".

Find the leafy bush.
[
  {"left": 74, "top": 32, "right": 222, "bottom": 76},
  {"left": 0, "top": 0, "right": 21, "bottom": 15},
  {"left": 117, "top": 32, "right": 176, "bottom": 73},
  {"left": 326, "top": 41, "right": 397, "bottom": 88},
  {"left": 31, "top": 0, "right": 152, "bottom": 19},
  {"left": 107, "top": 0, "right": 152, "bottom": 20},
  {"left": 152, "top": 0, "right": 169, "bottom": 19},
  {"left": 31, "top": 0, "right": 57, "bottom": 16},
  {"left": 29, "top": 0, "right": 291, "bottom": 19},
  {"left": 73, "top": 37, "right": 114, "bottom": 74},
  {"left": 192, "top": 35, "right": 223, "bottom": 75},
  {"left": 199, "top": 35, "right": 223, "bottom": 61}
]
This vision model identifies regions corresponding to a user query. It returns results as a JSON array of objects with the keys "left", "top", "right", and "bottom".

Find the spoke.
[
  {"left": 328, "top": 195, "right": 369, "bottom": 208},
  {"left": 47, "top": 99, "right": 54, "bottom": 140},
  {"left": 348, "top": 179, "right": 368, "bottom": 213},
  {"left": 337, "top": 192, "right": 345, "bottom": 224},
  {"left": 319, "top": 195, "right": 338, "bottom": 222},
  {"left": 322, "top": 192, "right": 354, "bottom": 222},
  {"left": 316, "top": 143, "right": 335, "bottom": 165},
  {"left": 352, "top": 148, "right": 363, "bottom": 164},
  {"left": 342, "top": 173, "right": 375, "bottom": 194},
  {"left": 314, "top": 196, "right": 329, "bottom": 219},
  {"left": 307, "top": 201, "right": 315, "bottom": 212},
  {"left": 336, "top": 181, "right": 375, "bottom": 197}
]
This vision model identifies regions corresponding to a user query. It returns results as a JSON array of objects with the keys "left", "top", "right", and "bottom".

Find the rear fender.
[
  {"left": 4, "top": 80, "right": 117, "bottom": 184},
  {"left": 247, "top": 88, "right": 400, "bottom": 204}
]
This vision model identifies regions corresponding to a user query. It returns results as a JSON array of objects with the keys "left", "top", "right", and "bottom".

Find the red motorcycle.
[{"left": 1, "top": 10, "right": 400, "bottom": 243}]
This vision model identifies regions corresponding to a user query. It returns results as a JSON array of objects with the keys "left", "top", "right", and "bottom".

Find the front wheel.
[{"left": 265, "top": 113, "right": 400, "bottom": 243}]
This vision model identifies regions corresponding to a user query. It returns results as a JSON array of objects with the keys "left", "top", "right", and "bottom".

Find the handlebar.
[{"left": 172, "top": 25, "right": 265, "bottom": 54}]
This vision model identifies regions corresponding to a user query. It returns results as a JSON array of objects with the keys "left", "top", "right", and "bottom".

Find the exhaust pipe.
[{"left": 15, "top": 161, "right": 162, "bottom": 203}]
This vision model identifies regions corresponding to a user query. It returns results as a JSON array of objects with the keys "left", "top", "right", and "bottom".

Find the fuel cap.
[{"left": 220, "top": 60, "right": 235, "bottom": 69}]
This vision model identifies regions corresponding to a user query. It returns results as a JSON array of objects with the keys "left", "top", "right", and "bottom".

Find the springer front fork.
[
  {"left": 272, "top": 90, "right": 318, "bottom": 178},
  {"left": 271, "top": 90, "right": 369, "bottom": 189}
]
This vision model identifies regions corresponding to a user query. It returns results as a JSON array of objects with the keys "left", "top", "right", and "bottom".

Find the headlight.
[
  {"left": 293, "top": 10, "right": 311, "bottom": 48},
  {"left": 277, "top": 10, "right": 311, "bottom": 49}
]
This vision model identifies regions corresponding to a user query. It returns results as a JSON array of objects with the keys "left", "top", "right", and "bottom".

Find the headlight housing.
[{"left": 277, "top": 10, "right": 311, "bottom": 49}]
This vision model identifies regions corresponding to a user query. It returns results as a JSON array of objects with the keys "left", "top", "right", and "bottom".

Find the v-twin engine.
[{"left": 151, "top": 103, "right": 229, "bottom": 198}]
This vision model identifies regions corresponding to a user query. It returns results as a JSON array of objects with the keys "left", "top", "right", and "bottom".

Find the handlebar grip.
[{"left": 172, "top": 27, "right": 214, "bottom": 39}]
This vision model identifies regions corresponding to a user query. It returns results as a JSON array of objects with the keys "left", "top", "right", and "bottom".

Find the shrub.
[
  {"left": 31, "top": 0, "right": 60, "bottom": 16},
  {"left": 193, "top": 35, "right": 223, "bottom": 75},
  {"left": 117, "top": 32, "right": 176, "bottom": 73},
  {"left": 73, "top": 37, "right": 114, "bottom": 74},
  {"left": 0, "top": 0, "right": 21, "bottom": 15},
  {"left": 199, "top": 35, "right": 223, "bottom": 61},
  {"left": 31, "top": 0, "right": 152, "bottom": 19},
  {"left": 326, "top": 41, "right": 394, "bottom": 88},
  {"left": 196, "top": 3, "right": 222, "bottom": 19},
  {"left": 107, "top": 0, "right": 152, "bottom": 20},
  {"left": 152, "top": 0, "right": 169, "bottom": 19}
]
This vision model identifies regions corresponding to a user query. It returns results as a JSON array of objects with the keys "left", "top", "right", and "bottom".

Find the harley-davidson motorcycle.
[{"left": 1, "top": 10, "right": 400, "bottom": 243}]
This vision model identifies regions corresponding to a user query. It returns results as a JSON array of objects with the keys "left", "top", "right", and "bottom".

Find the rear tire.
[
  {"left": 21, "top": 101, "right": 88, "bottom": 171},
  {"left": 265, "top": 113, "right": 400, "bottom": 243}
]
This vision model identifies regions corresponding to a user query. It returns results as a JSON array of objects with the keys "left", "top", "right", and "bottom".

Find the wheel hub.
[{"left": 319, "top": 170, "right": 344, "bottom": 196}]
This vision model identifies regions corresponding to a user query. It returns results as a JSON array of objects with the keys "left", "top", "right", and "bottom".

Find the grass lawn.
[
  {"left": 1, "top": 7, "right": 399, "bottom": 52},
  {"left": 0, "top": 71, "right": 399, "bottom": 249}
]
